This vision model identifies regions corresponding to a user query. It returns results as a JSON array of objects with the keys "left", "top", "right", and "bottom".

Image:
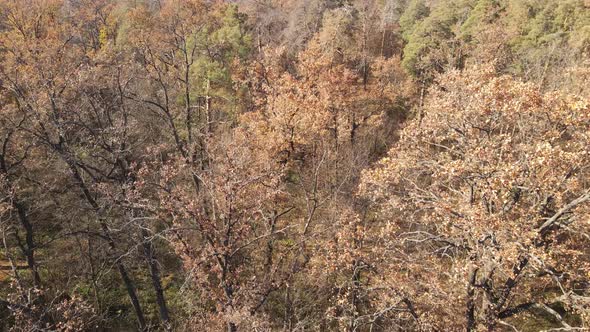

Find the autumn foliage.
[{"left": 0, "top": 0, "right": 589, "bottom": 331}]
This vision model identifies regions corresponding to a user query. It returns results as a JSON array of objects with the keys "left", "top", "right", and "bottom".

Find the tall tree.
[{"left": 360, "top": 65, "right": 590, "bottom": 330}]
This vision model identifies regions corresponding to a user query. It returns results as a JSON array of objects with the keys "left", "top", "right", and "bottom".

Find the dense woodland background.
[{"left": 0, "top": 0, "right": 589, "bottom": 331}]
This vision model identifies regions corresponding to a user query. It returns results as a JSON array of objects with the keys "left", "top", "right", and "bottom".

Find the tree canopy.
[{"left": 0, "top": 0, "right": 588, "bottom": 331}]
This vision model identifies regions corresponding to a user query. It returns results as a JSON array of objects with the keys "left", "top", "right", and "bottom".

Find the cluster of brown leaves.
[{"left": 360, "top": 64, "right": 590, "bottom": 329}]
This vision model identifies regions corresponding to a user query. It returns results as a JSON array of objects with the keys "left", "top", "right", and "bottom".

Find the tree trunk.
[
  {"left": 466, "top": 267, "right": 478, "bottom": 332},
  {"left": 141, "top": 228, "right": 171, "bottom": 331},
  {"left": 115, "top": 254, "right": 147, "bottom": 330},
  {"left": 62, "top": 154, "right": 147, "bottom": 331},
  {"left": 0, "top": 152, "right": 41, "bottom": 287},
  {"left": 12, "top": 198, "right": 41, "bottom": 287}
]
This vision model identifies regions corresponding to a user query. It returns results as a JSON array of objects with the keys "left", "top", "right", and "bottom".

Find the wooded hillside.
[{"left": 0, "top": 0, "right": 589, "bottom": 331}]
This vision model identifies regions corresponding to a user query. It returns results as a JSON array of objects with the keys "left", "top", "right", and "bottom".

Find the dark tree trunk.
[
  {"left": 12, "top": 199, "right": 41, "bottom": 287},
  {"left": 115, "top": 254, "right": 147, "bottom": 330},
  {"left": 0, "top": 150, "right": 41, "bottom": 288},
  {"left": 466, "top": 267, "right": 478, "bottom": 332},
  {"left": 61, "top": 154, "right": 147, "bottom": 331},
  {"left": 141, "top": 228, "right": 171, "bottom": 330}
]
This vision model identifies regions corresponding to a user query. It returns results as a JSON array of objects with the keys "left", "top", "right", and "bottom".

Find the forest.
[{"left": 0, "top": 0, "right": 589, "bottom": 331}]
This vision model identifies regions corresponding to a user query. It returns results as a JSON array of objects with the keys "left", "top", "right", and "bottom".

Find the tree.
[
  {"left": 504, "top": 0, "right": 590, "bottom": 90},
  {"left": 234, "top": 25, "right": 412, "bottom": 329},
  {"left": 0, "top": 1, "right": 153, "bottom": 329},
  {"left": 401, "top": 0, "right": 474, "bottom": 79},
  {"left": 2, "top": 0, "right": 588, "bottom": 330},
  {"left": 360, "top": 64, "right": 590, "bottom": 330}
]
